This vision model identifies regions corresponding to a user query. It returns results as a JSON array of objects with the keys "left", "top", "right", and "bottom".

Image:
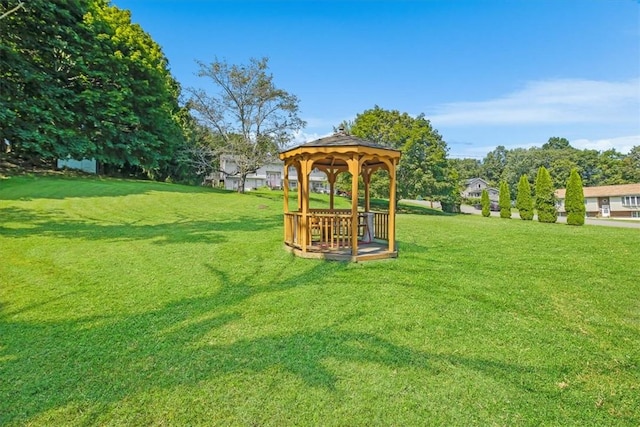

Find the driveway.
[
  {"left": 459, "top": 204, "right": 640, "bottom": 229},
  {"left": 408, "top": 201, "right": 640, "bottom": 229}
]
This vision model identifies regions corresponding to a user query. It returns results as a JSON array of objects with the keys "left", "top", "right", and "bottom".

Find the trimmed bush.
[
  {"left": 565, "top": 168, "right": 585, "bottom": 226},
  {"left": 499, "top": 181, "right": 511, "bottom": 218},
  {"left": 516, "top": 174, "right": 534, "bottom": 220},
  {"left": 481, "top": 189, "right": 490, "bottom": 217},
  {"left": 535, "top": 166, "right": 558, "bottom": 223}
]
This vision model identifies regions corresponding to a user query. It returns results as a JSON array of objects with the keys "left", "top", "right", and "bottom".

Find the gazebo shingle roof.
[{"left": 281, "top": 131, "right": 401, "bottom": 155}]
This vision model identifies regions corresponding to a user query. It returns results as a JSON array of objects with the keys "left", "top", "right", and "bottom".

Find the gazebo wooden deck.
[{"left": 279, "top": 129, "right": 401, "bottom": 262}]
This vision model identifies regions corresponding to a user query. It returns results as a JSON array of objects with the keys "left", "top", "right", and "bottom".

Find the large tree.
[
  {"left": 188, "top": 57, "right": 305, "bottom": 192},
  {"left": 535, "top": 166, "right": 557, "bottom": 223},
  {"left": 347, "top": 106, "right": 458, "bottom": 210},
  {"left": 516, "top": 174, "right": 534, "bottom": 220},
  {"left": 84, "top": 2, "right": 185, "bottom": 177},
  {"left": 565, "top": 167, "right": 585, "bottom": 226},
  {"left": 0, "top": 0, "right": 185, "bottom": 176},
  {"left": 621, "top": 146, "right": 640, "bottom": 183},
  {"left": 482, "top": 145, "right": 508, "bottom": 185}
]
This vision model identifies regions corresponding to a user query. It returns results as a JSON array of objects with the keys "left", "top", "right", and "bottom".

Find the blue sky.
[{"left": 113, "top": 0, "right": 640, "bottom": 159}]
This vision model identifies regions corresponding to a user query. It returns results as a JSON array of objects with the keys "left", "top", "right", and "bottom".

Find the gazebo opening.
[{"left": 279, "top": 130, "right": 401, "bottom": 262}]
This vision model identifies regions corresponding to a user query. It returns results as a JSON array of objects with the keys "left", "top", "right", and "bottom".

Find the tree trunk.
[{"left": 238, "top": 174, "right": 247, "bottom": 193}]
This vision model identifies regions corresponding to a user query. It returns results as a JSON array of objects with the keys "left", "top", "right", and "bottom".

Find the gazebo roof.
[
  {"left": 279, "top": 131, "right": 401, "bottom": 162},
  {"left": 298, "top": 133, "right": 395, "bottom": 150}
]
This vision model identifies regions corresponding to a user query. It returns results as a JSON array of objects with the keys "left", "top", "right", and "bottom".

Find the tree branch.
[{"left": 0, "top": 1, "right": 25, "bottom": 20}]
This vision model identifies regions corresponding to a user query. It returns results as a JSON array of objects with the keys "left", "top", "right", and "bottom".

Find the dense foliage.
[
  {"left": 451, "top": 138, "right": 639, "bottom": 195},
  {"left": 565, "top": 168, "right": 586, "bottom": 226},
  {"left": 346, "top": 106, "right": 460, "bottom": 211},
  {"left": 1, "top": 0, "right": 186, "bottom": 178},
  {"left": 535, "top": 166, "right": 557, "bottom": 223},
  {"left": 481, "top": 189, "right": 490, "bottom": 217},
  {"left": 516, "top": 174, "right": 534, "bottom": 220},
  {"left": 498, "top": 181, "right": 511, "bottom": 219}
]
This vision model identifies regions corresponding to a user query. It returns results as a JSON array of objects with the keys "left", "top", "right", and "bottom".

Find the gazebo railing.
[
  {"left": 284, "top": 210, "right": 389, "bottom": 251},
  {"left": 372, "top": 212, "right": 389, "bottom": 240}
]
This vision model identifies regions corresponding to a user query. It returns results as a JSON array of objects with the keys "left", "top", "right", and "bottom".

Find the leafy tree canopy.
[
  {"left": 1, "top": 0, "right": 185, "bottom": 178},
  {"left": 347, "top": 106, "right": 458, "bottom": 208}
]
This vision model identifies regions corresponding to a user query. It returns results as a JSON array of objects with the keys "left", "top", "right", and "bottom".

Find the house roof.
[
  {"left": 465, "top": 177, "right": 489, "bottom": 185},
  {"left": 555, "top": 183, "right": 640, "bottom": 199}
]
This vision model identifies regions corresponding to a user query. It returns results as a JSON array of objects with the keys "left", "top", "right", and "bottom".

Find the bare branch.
[
  {"left": 187, "top": 57, "right": 305, "bottom": 192},
  {"left": 0, "top": 1, "right": 25, "bottom": 20}
]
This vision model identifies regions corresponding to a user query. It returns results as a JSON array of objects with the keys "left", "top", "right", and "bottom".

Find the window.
[
  {"left": 622, "top": 195, "right": 640, "bottom": 207},
  {"left": 633, "top": 211, "right": 640, "bottom": 218}
]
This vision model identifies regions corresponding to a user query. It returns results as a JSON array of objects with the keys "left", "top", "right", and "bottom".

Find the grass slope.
[{"left": 1, "top": 176, "right": 639, "bottom": 426}]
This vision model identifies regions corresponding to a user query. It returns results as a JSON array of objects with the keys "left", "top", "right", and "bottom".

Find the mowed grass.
[{"left": 1, "top": 176, "right": 639, "bottom": 426}]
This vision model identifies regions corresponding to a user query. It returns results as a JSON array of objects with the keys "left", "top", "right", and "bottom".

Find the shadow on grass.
[
  {"left": 0, "top": 175, "right": 232, "bottom": 201},
  {"left": 0, "top": 206, "right": 280, "bottom": 244},
  {"left": 0, "top": 259, "right": 552, "bottom": 425}
]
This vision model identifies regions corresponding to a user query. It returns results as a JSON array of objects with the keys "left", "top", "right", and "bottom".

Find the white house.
[
  {"left": 555, "top": 183, "right": 640, "bottom": 219},
  {"left": 462, "top": 177, "right": 499, "bottom": 201},
  {"left": 217, "top": 155, "right": 329, "bottom": 192}
]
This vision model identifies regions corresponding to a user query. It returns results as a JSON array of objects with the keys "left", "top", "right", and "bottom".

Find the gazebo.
[{"left": 279, "top": 129, "right": 401, "bottom": 262}]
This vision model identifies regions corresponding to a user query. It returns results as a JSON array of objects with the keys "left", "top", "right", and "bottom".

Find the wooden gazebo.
[{"left": 279, "top": 130, "right": 401, "bottom": 262}]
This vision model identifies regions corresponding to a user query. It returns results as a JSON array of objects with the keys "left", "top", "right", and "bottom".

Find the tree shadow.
[
  {"left": 0, "top": 259, "right": 556, "bottom": 425},
  {"left": 0, "top": 175, "right": 231, "bottom": 201},
  {"left": 0, "top": 206, "right": 281, "bottom": 244}
]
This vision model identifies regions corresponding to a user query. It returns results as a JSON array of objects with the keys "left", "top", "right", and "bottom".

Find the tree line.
[
  {"left": 451, "top": 137, "right": 640, "bottom": 197},
  {"left": 482, "top": 165, "right": 586, "bottom": 226}
]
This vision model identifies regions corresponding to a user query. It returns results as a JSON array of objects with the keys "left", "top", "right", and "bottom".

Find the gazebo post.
[
  {"left": 293, "top": 163, "right": 302, "bottom": 211},
  {"left": 327, "top": 169, "right": 337, "bottom": 210},
  {"left": 363, "top": 169, "right": 372, "bottom": 212},
  {"left": 388, "top": 160, "right": 398, "bottom": 253},
  {"left": 283, "top": 161, "right": 290, "bottom": 244},
  {"left": 348, "top": 158, "right": 360, "bottom": 257},
  {"left": 283, "top": 162, "right": 289, "bottom": 213},
  {"left": 300, "top": 158, "right": 312, "bottom": 252}
]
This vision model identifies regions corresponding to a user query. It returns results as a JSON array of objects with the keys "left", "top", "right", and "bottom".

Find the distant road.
[{"left": 407, "top": 201, "right": 640, "bottom": 229}]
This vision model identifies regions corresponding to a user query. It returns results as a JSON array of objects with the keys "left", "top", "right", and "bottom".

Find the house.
[
  {"left": 218, "top": 155, "right": 329, "bottom": 192},
  {"left": 462, "top": 177, "right": 499, "bottom": 201},
  {"left": 555, "top": 183, "right": 640, "bottom": 219}
]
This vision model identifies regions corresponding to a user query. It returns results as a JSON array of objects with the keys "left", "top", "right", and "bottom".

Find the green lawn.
[{"left": 1, "top": 175, "right": 639, "bottom": 426}]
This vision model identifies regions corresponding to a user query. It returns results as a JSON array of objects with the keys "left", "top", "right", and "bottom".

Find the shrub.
[
  {"left": 499, "top": 181, "right": 511, "bottom": 218},
  {"left": 535, "top": 166, "right": 557, "bottom": 223},
  {"left": 516, "top": 174, "right": 534, "bottom": 220},
  {"left": 565, "top": 168, "right": 585, "bottom": 226},
  {"left": 481, "top": 189, "right": 490, "bottom": 217}
]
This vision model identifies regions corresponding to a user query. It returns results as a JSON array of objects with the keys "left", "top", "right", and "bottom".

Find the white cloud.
[
  {"left": 429, "top": 78, "right": 640, "bottom": 126},
  {"left": 288, "top": 129, "right": 332, "bottom": 146},
  {"left": 570, "top": 135, "right": 639, "bottom": 154}
]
